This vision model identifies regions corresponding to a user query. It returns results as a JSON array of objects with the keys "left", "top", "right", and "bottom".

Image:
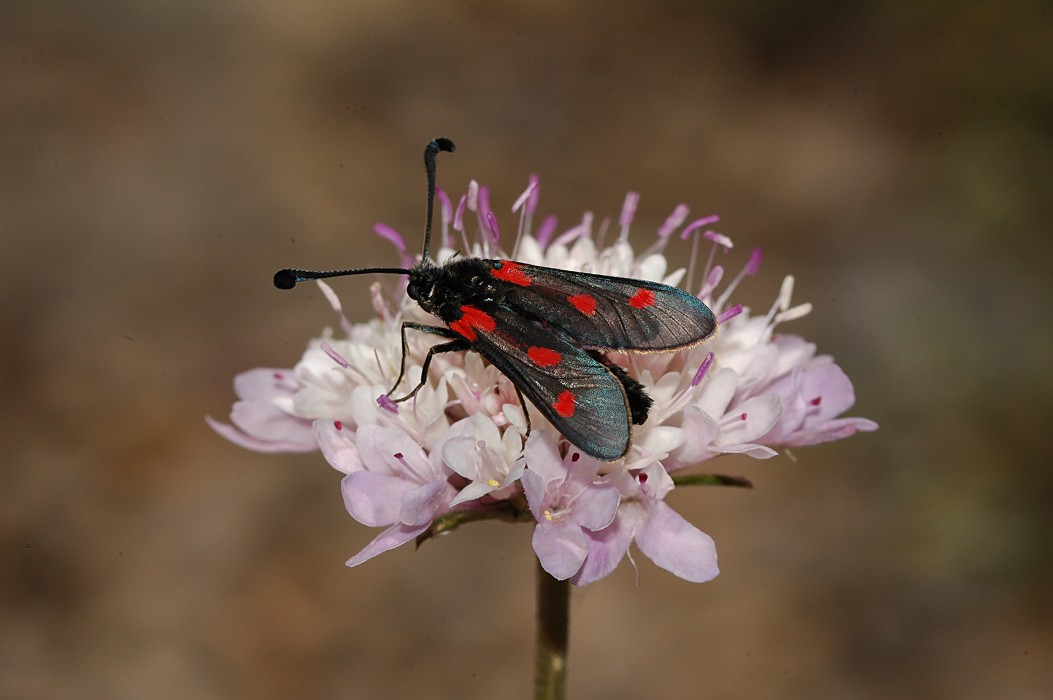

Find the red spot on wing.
[
  {"left": 491, "top": 261, "right": 532, "bottom": 286},
  {"left": 527, "top": 346, "right": 562, "bottom": 367},
  {"left": 448, "top": 305, "right": 496, "bottom": 341},
  {"left": 567, "top": 294, "right": 597, "bottom": 316},
  {"left": 553, "top": 390, "right": 576, "bottom": 417},
  {"left": 628, "top": 288, "right": 656, "bottom": 308}
]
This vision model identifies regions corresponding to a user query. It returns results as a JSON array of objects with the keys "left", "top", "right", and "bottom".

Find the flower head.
[{"left": 210, "top": 171, "right": 877, "bottom": 584}]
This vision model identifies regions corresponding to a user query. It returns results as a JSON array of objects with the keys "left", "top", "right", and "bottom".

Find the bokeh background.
[{"left": 3, "top": 1, "right": 1051, "bottom": 697}]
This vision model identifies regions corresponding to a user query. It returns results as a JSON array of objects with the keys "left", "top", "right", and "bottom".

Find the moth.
[{"left": 275, "top": 138, "right": 716, "bottom": 460}]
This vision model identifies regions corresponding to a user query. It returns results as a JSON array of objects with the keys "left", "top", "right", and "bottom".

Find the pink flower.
[
  {"left": 520, "top": 431, "right": 621, "bottom": 580},
  {"left": 206, "top": 368, "right": 316, "bottom": 452},
  {"left": 210, "top": 171, "right": 877, "bottom": 583}
]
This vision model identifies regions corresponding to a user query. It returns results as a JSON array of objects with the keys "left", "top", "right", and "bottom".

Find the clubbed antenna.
[
  {"left": 273, "top": 138, "right": 456, "bottom": 290},
  {"left": 422, "top": 138, "right": 456, "bottom": 262}
]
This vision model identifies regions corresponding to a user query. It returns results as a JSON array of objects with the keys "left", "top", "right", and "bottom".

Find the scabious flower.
[{"left": 210, "top": 175, "right": 877, "bottom": 584}]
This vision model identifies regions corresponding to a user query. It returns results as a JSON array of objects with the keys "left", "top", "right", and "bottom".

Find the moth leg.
[
  {"left": 389, "top": 339, "right": 468, "bottom": 403},
  {"left": 512, "top": 384, "right": 533, "bottom": 437},
  {"left": 389, "top": 322, "right": 459, "bottom": 396}
]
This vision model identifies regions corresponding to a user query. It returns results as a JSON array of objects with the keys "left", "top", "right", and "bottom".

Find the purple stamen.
[
  {"left": 486, "top": 210, "right": 500, "bottom": 243},
  {"left": 526, "top": 174, "right": 540, "bottom": 216},
  {"left": 702, "top": 230, "right": 733, "bottom": 249},
  {"left": 679, "top": 215, "right": 720, "bottom": 240},
  {"left": 320, "top": 341, "right": 350, "bottom": 368},
  {"left": 697, "top": 265, "right": 724, "bottom": 299},
  {"left": 453, "top": 194, "right": 467, "bottom": 232},
  {"left": 377, "top": 395, "right": 399, "bottom": 414},
  {"left": 658, "top": 204, "right": 690, "bottom": 240},
  {"left": 552, "top": 212, "right": 592, "bottom": 247},
  {"left": 535, "top": 215, "right": 558, "bottom": 248},
  {"left": 374, "top": 223, "right": 406, "bottom": 253},
  {"left": 745, "top": 247, "right": 763, "bottom": 276},
  {"left": 714, "top": 246, "right": 762, "bottom": 312},
  {"left": 477, "top": 186, "right": 494, "bottom": 254},
  {"left": 717, "top": 304, "right": 743, "bottom": 324},
  {"left": 619, "top": 192, "right": 640, "bottom": 230},
  {"left": 391, "top": 450, "right": 423, "bottom": 484},
  {"left": 436, "top": 186, "right": 453, "bottom": 249},
  {"left": 691, "top": 352, "right": 715, "bottom": 386},
  {"left": 512, "top": 177, "right": 539, "bottom": 213}
]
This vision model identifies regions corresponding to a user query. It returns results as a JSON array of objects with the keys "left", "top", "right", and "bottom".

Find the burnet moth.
[{"left": 274, "top": 139, "right": 717, "bottom": 460}]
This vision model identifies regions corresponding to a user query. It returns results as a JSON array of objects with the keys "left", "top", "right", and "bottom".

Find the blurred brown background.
[{"left": 3, "top": 1, "right": 1051, "bottom": 698}]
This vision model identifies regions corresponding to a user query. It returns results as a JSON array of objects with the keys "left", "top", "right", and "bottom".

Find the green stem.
[{"left": 534, "top": 561, "right": 570, "bottom": 700}]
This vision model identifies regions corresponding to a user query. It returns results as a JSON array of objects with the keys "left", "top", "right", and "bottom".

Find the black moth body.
[{"left": 275, "top": 138, "right": 717, "bottom": 460}]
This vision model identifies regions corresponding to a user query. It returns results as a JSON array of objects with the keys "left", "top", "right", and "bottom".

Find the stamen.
[
  {"left": 370, "top": 282, "right": 391, "bottom": 322},
  {"left": 673, "top": 216, "right": 720, "bottom": 281},
  {"left": 466, "top": 180, "right": 479, "bottom": 212},
  {"left": 320, "top": 341, "right": 350, "bottom": 368},
  {"left": 691, "top": 352, "right": 715, "bottom": 386},
  {"left": 477, "top": 185, "right": 493, "bottom": 255},
  {"left": 657, "top": 204, "right": 690, "bottom": 240},
  {"left": 679, "top": 215, "right": 720, "bottom": 240},
  {"left": 774, "top": 302, "right": 812, "bottom": 325},
  {"left": 714, "top": 246, "right": 763, "bottom": 311},
  {"left": 535, "top": 215, "right": 558, "bottom": 249},
  {"left": 377, "top": 395, "right": 399, "bottom": 414},
  {"left": 552, "top": 212, "right": 592, "bottom": 248},
  {"left": 699, "top": 233, "right": 727, "bottom": 294},
  {"left": 334, "top": 420, "right": 343, "bottom": 430},
  {"left": 374, "top": 223, "right": 406, "bottom": 253},
  {"left": 717, "top": 304, "right": 743, "bottom": 324},
  {"left": 512, "top": 178, "right": 540, "bottom": 213},
  {"left": 697, "top": 265, "right": 724, "bottom": 300},
  {"left": 453, "top": 194, "right": 467, "bottom": 232},
  {"left": 595, "top": 215, "right": 611, "bottom": 249},
  {"left": 525, "top": 174, "right": 540, "bottom": 217},
  {"left": 511, "top": 175, "right": 541, "bottom": 262},
  {"left": 703, "top": 230, "right": 734, "bottom": 249},
  {"left": 619, "top": 192, "right": 640, "bottom": 234},
  {"left": 486, "top": 210, "right": 500, "bottom": 244},
  {"left": 777, "top": 275, "right": 795, "bottom": 311},
  {"left": 718, "top": 411, "right": 748, "bottom": 428},
  {"left": 435, "top": 186, "right": 452, "bottom": 249},
  {"left": 316, "top": 280, "right": 353, "bottom": 335},
  {"left": 641, "top": 205, "right": 697, "bottom": 258},
  {"left": 271, "top": 371, "right": 300, "bottom": 392},
  {"left": 392, "top": 450, "right": 425, "bottom": 481},
  {"left": 745, "top": 247, "right": 763, "bottom": 276}
]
